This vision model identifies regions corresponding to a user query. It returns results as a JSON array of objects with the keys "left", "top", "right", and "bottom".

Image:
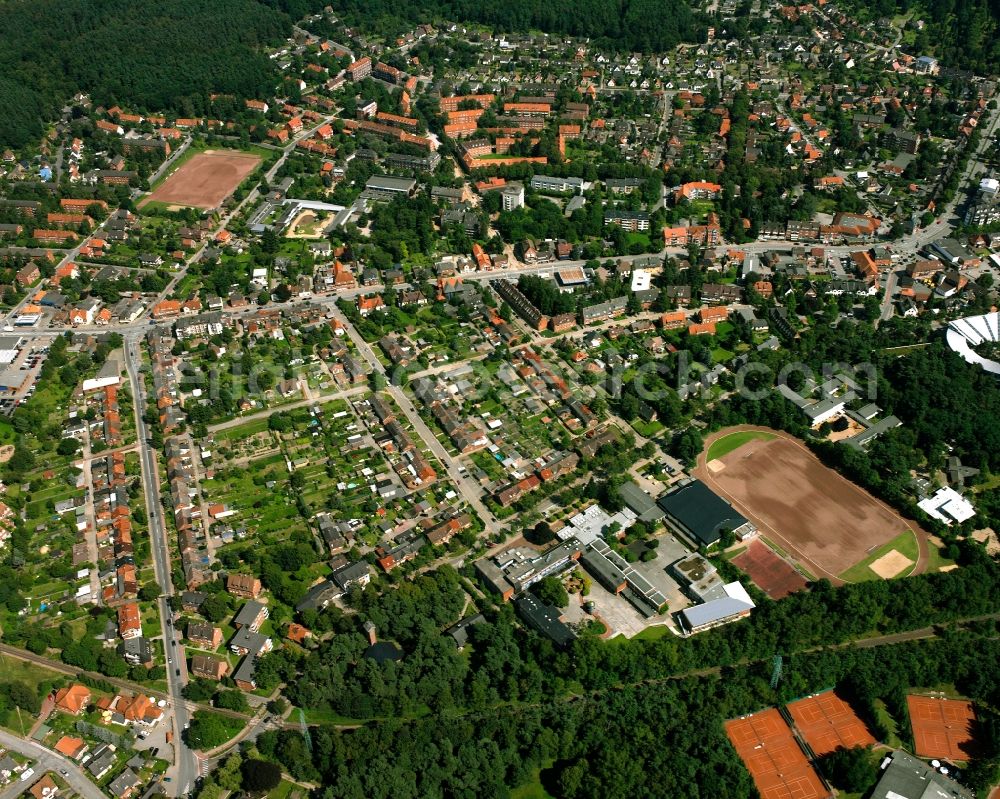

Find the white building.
[
  {"left": 501, "top": 183, "right": 525, "bottom": 211},
  {"left": 0, "top": 336, "right": 22, "bottom": 365},
  {"left": 918, "top": 487, "right": 976, "bottom": 525},
  {"left": 630, "top": 269, "right": 652, "bottom": 292}
]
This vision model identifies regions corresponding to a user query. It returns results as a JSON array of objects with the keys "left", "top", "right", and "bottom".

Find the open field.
[
  {"left": 725, "top": 708, "right": 829, "bottom": 799},
  {"left": 510, "top": 769, "right": 555, "bottom": 799},
  {"left": 696, "top": 427, "right": 926, "bottom": 582},
  {"left": 731, "top": 539, "right": 809, "bottom": 599},
  {"left": 907, "top": 695, "right": 978, "bottom": 761},
  {"left": 140, "top": 149, "right": 261, "bottom": 210},
  {"left": 786, "top": 690, "right": 877, "bottom": 756},
  {"left": 0, "top": 653, "right": 64, "bottom": 733}
]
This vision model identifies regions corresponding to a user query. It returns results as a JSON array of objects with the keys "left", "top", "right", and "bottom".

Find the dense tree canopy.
[
  {"left": 0, "top": 0, "right": 309, "bottom": 148},
  {"left": 323, "top": 0, "right": 707, "bottom": 53},
  {"left": 839, "top": 0, "right": 1000, "bottom": 73},
  {"left": 252, "top": 623, "right": 1000, "bottom": 798}
]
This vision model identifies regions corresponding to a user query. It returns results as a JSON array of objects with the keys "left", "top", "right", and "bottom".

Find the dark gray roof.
[
  {"left": 514, "top": 593, "right": 575, "bottom": 648},
  {"left": 232, "top": 653, "right": 257, "bottom": 686},
  {"left": 366, "top": 175, "right": 417, "bottom": 192},
  {"left": 108, "top": 768, "right": 140, "bottom": 796},
  {"left": 182, "top": 590, "right": 206, "bottom": 608},
  {"left": 617, "top": 481, "right": 665, "bottom": 523},
  {"left": 657, "top": 479, "right": 748, "bottom": 546},
  {"left": 232, "top": 600, "right": 266, "bottom": 628},
  {"left": 331, "top": 560, "right": 370, "bottom": 590},
  {"left": 444, "top": 613, "right": 486, "bottom": 647},
  {"left": 294, "top": 579, "right": 340, "bottom": 614},
  {"left": 871, "top": 749, "right": 972, "bottom": 799}
]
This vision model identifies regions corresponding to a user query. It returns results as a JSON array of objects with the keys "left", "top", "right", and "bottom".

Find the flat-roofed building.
[
  {"left": 657, "top": 478, "right": 755, "bottom": 548},
  {"left": 679, "top": 581, "right": 755, "bottom": 633},
  {"left": 363, "top": 175, "right": 417, "bottom": 201}
]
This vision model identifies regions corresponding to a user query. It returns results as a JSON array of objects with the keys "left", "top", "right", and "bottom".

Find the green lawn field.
[{"left": 706, "top": 430, "right": 776, "bottom": 461}]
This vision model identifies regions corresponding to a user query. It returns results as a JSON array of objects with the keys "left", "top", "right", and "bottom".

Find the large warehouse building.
[{"left": 657, "top": 478, "right": 756, "bottom": 548}]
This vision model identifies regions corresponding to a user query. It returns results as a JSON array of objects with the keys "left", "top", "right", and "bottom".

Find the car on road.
[{"left": 175, "top": 668, "right": 181, "bottom": 676}]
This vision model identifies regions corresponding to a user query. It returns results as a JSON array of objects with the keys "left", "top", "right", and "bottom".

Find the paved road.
[
  {"left": 146, "top": 138, "right": 192, "bottom": 187},
  {"left": 328, "top": 304, "right": 498, "bottom": 530},
  {"left": 123, "top": 335, "right": 198, "bottom": 796},
  {"left": 0, "top": 729, "right": 105, "bottom": 799},
  {"left": 878, "top": 268, "right": 899, "bottom": 326}
]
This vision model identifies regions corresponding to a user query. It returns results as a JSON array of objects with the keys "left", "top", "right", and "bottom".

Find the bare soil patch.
[
  {"left": 141, "top": 149, "right": 261, "bottom": 210},
  {"left": 697, "top": 433, "right": 907, "bottom": 579}
]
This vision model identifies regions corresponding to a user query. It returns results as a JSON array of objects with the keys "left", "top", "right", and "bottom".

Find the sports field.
[
  {"left": 907, "top": 695, "right": 978, "bottom": 761},
  {"left": 786, "top": 690, "right": 877, "bottom": 756},
  {"left": 706, "top": 429, "right": 776, "bottom": 462},
  {"left": 725, "top": 708, "right": 830, "bottom": 799},
  {"left": 838, "top": 530, "right": 919, "bottom": 582},
  {"left": 140, "top": 149, "right": 261, "bottom": 210},
  {"left": 696, "top": 429, "right": 918, "bottom": 581},
  {"left": 731, "top": 539, "right": 808, "bottom": 598}
]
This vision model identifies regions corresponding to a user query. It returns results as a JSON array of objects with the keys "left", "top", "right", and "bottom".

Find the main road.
[{"left": 123, "top": 333, "right": 198, "bottom": 796}]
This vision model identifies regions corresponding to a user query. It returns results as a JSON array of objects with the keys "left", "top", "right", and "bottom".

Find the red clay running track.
[{"left": 695, "top": 426, "right": 930, "bottom": 585}]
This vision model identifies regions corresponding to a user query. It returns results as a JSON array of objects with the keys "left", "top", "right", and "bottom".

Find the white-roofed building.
[
  {"left": 679, "top": 581, "right": 755, "bottom": 633},
  {"left": 630, "top": 269, "right": 651, "bottom": 292},
  {"left": 918, "top": 487, "right": 977, "bottom": 525},
  {"left": 946, "top": 312, "right": 1000, "bottom": 375},
  {"left": 0, "top": 336, "right": 22, "bottom": 365}
]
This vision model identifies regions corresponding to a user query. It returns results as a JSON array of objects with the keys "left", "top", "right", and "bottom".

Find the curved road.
[{"left": 0, "top": 729, "right": 105, "bottom": 799}]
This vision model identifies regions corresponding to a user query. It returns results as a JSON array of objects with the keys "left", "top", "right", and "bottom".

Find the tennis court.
[
  {"left": 726, "top": 708, "right": 831, "bottom": 799},
  {"left": 907, "top": 695, "right": 978, "bottom": 761},
  {"left": 786, "top": 690, "right": 877, "bottom": 756}
]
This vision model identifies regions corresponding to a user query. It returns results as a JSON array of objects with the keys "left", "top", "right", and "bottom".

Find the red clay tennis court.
[
  {"left": 732, "top": 539, "right": 809, "bottom": 599},
  {"left": 786, "top": 691, "right": 877, "bottom": 756},
  {"left": 726, "top": 709, "right": 831, "bottom": 799},
  {"left": 907, "top": 695, "right": 978, "bottom": 761}
]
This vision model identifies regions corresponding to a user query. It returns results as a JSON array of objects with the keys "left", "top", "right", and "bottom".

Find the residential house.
[{"left": 227, "top": 573, "right": 262, "bottom": 599}]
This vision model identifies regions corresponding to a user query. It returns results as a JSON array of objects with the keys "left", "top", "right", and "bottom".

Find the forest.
[
  {"left": 0, "top": 0, "right": 317, "bottom": 149},
  {"left": 246, "top": 613, "right": 1000, "bottom": 799},
  {"left": 838, "top": 0, "right": 1000, "bottom": 73},
  {"left": 211, "top": 543, "right": 1000, "bottom": 799},
  {"left": 322, "top": 0, "right": 707, "bottom": 53}
]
